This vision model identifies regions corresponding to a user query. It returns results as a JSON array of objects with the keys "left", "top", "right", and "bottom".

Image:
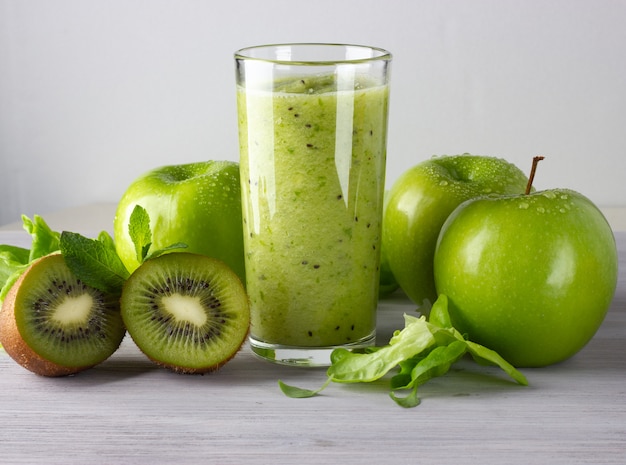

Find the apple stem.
[{"left": 525, "top": 156, "right": 545, "bottom": 195}]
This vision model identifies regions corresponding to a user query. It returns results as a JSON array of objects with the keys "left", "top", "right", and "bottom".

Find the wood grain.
[{"left": 1, "top": 230, "right": 624, "bottom": 465}]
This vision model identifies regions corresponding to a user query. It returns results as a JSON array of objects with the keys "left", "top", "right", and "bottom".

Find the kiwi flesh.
[
  {"left": 0, "top": 253, "right": 126, "bottom": 376},
  {"left": 120, "top": 252, "right": 250, "bottom": 374}
]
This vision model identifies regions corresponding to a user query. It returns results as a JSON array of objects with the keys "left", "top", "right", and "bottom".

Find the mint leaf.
[
  {"left": 127, "top": 204, "right": 187, "bottom": 264},
  {"left": 98, "top": 230, "right": 116, "bottom": 250},
  {"left": 60, "top": 231, "right": 130, "bottom": 296},
  {"left": 128, "top": 205, "right": 152, "bottom": 263},
  {"left": 145, "top": 242, "right": 188, "bottom": 261}
]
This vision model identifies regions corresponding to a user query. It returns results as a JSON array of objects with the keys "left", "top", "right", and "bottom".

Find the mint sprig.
[
  {"left": 128, "top": 205, "right": 187, "bottom": 263},
  {"left": 279, "top": 294, "right": 528, "bottom": 408},
  {"left": 129, "top": 204, "right": 153, "bottom": 264},
  {"left": 59, "top": 231, "right": 130, "bottom": 296},
  {"left": 60, "top": 204, "right": 187, "bottom": 296},
  {"left": 0, "top": 205, "right": 188, "bottom": 304}
]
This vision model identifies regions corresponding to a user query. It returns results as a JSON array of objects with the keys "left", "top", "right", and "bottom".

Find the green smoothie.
[{"left": 238, "top": 75, "right": 389, "bottom": 348}]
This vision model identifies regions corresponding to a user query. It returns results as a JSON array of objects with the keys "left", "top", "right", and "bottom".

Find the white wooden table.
[{"left": 1, "top": 206, "right": 625, "bottom": 465}]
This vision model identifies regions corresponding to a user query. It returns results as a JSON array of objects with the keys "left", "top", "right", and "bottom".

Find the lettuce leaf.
[{"left": 279, "top": 294, "right": 528, "bottom": 408}]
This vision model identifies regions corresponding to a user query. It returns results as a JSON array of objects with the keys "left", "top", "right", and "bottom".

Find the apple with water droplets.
[
  {"left": 382, "top": 154, "right": 530, "bottom": 307},
  {"left": 433, "top": 160, "right": 618, "bottom": 367},
  {"left": 114, "top": 161, "right": 246, "bottom": 283}
]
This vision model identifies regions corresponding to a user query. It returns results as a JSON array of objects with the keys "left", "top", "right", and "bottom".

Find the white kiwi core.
[
  {"left": 162, "top": 294, "right": 208, "bottom": 326},
  {"left": 52, "top": 294, "right": 94, "bottom": 325}
]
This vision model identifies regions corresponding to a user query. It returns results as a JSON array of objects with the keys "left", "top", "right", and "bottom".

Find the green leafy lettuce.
[
  {"left": 0, "top": 205, "right": 186, "bottom": 303},
  {"left": 279, "top": 294, "right": 528, "bottom": 408},
  {"left": 0, "top": 215, "right": 61, "bottom": 302}
]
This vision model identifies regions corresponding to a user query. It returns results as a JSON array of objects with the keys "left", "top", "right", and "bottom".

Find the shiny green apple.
[
  {"left": 378, "top": 242, "right": 399, "bottom": 298},
  {"left": 114, "top": 161, "right": 245, "bottom": 283},
  {"left": 433, "top": 189, "right": 618, "bottom": 367},
  {"left": 383, "top": 154, "right": 529, "bottom": 308},
  {"left": 379, "top": 191, "right": 399, "bottom": 298}
]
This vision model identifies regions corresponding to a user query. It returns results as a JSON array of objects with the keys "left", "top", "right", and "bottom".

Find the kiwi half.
[
  {"left": 0, "top": 253, "right": 126, "bottom": 376},
  {"left": 120, "top": 252, "right": 250, "bottom": 374}
]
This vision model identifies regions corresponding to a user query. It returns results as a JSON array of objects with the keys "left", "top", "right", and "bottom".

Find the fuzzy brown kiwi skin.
[
  {"left": 149, "top": 343, "right": 246, "bottom": 375},
  {"left": 0, "top": 255, "right": 110, "bottom": 377},
  {"left": 144, "top": 324, "right": 250, "bottom": 375}
]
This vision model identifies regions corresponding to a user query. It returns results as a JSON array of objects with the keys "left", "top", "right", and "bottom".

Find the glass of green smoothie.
[{"left": 235, "top": 43, "right": 391, "bottom": 366}]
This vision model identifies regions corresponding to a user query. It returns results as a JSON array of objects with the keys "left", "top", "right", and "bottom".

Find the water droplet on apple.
[
  {"left": 519, "top": 202, "right": 529, "bottom": 210},
  {"left": 439, "top": 180, "right": 448, "bottom": 186},
  {"left": 559, "top": 208, "right": 566, "bottom": 213},
  {"left": 537, "top": 207, "right": 546, "bottom": 213},
  {"left": 543, "top": 191, "right": 556, "bottom": 200}
]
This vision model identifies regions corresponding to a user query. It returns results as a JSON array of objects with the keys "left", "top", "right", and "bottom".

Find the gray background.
[{"left": 1, "top": 0, "right": 624, "bottom": 226}]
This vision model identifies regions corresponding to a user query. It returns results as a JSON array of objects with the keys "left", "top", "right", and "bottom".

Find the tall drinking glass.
[{"left": 235, "top": 43, "right": 391, "bottom": 366}]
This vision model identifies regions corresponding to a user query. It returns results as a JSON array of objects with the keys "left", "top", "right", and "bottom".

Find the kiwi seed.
[
  {"left": 120, "top": 252, "right": 250, "bottom": 374},
  {"left": 0, "top": 253, "right": 126, "bottom": 377}
]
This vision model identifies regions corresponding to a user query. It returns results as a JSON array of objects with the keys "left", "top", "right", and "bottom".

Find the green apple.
[
  {"left": 378, "top": 243, "right": 399, "bottom": 298},
  {"left": 433, "top": 188, "right": 618, "bottom": 367},
  {"left": 383, "top": 154, "right": 529, "bottom": 307},
  {"left": 114, "top": 161, "right": 245, "bottom": 283},
  {"left": 379, "top": 191, "right": 399, "bottom": 298}
]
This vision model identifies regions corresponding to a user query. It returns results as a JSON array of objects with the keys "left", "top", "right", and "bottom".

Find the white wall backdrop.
[{"left": 1, "top": 0, "right": 625, "bottom": 226}]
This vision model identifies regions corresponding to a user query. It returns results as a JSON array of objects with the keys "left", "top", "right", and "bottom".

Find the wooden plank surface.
[{"left": 0, "top": 228, "right": 624, "bottom": 465}]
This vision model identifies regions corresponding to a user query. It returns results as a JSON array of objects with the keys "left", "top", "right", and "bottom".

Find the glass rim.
[{"left": 234, "top": 43, "right": 392, "bottom": 65}]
